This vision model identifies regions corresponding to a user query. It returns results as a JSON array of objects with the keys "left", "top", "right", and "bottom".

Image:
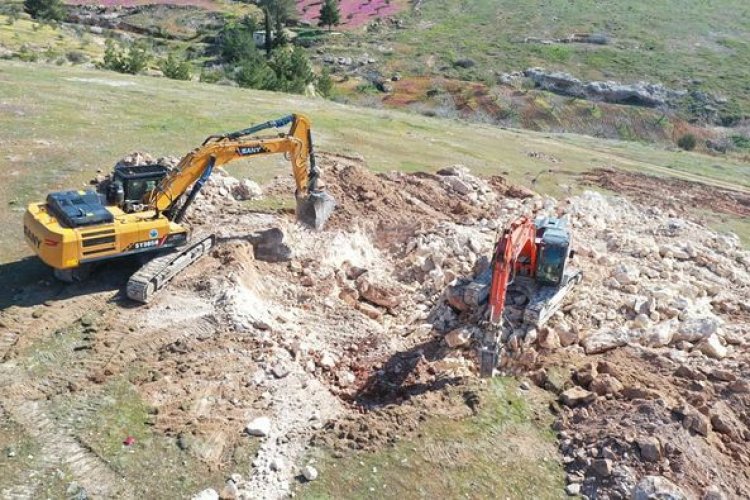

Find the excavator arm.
[
  {"left": 480, "top": 216, "right": 537, "bottom": 377},
  {"left": 148, "top": 114, "right": 334, "bottom": 229},
  {"left": 487, "top": 217, "right": 538, "bottom": 325}
]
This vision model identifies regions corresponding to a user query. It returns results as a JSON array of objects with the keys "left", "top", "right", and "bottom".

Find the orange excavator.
[{"left": 448, "top": 216, "right": 581, "bottom": 376}]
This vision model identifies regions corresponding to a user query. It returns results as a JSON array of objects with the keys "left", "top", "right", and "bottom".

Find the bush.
[
  {"left": 24, "top": 0, "right": 64, "bottom": 21},
  {"left": 677, "top": 133, "right": 697, "bottom": 151},
  {"left": 317, "top": 67, "right": 333, "bottom": 98},
  {"left": 66, "top": 50, "right": 88, "bottom": 64},
  {"left": 731, "top": 135, "right": 750, "bottom": 150},
  {"left": 218, "top": 16, "right": 260, "bottom": 64},
  {"left": 235, "top": 56, "right": 277, "bottom": 90},
  {"left": 101, "top": 39, "right": 150, "bottom": 75},
  {"left": 199, "top": 68, "right": 223, "bottom": 84},
  {"left": 268, "top": 47, "right": 313, "bottom": 93},
  {"left": 160, "top": 53, "right": 191, "bottom": 81}
]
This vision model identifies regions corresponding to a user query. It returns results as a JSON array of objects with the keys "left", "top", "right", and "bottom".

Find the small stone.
[
  {"left": 702, "top": 485, "right": 726, "bottom": 500},
  {"left": 728, "top": 380, "right": 750, "bottom": 393},
  {"left": 358, "top": 302, "right": 383, "bottom": 320},
  {"left": 537, "top": 327, "right": 560, "bottom": 349},
  {"left": 591, "top": 458, "right": 612, "bottom": 477},
  {"left": 674, "top": 365, "right": 706, "bottom": 381},
  {"left": 444, "top": 327, "right": 473, "bottom": 348},
  {"left": 589, "top": 374, "right": 624, "bottom": 396},
  {"left": 632, "top": 476, "right": 687, "bottom": 500},
  {"left": 253, "top": 321, "right": 271, "bottom": 331},
  {"left": 192, "top": 489, "right": 220, "bottom": 500},
  {"left": 708, "top": 369, "right": 735, "bottom": 382},
  {"left": 302, "top": 465, "right": 318, "bottom": 481},
  {"left": 574, "top": 363, "right": 597, "bottom": 387},
  {"left": 337, "top": 370, "right": 356, "bottom": 387},
  {"left": 219, "top": 482, "right": 239, "bottom": 500},
  {"left": 246, "top": 416, "right": 271, "bottom": 437},
  {"left": 637, "top": 436, "right": 662, "bottom": 462},
  {"left": 697, "top": 334, "right": 727, "bottom": 359},
  {"left": 560, "top": 387, "right": 596, "bottom": 407},
  {"left": 565, "top": 483, "right": 581, "bottom": 496},
  {"left": 682, "top": 410, "right": 710, "bottom": 436},
  {"left": 633, "top": 313, "right": 650, "bottom": 328},
  {"left": 270, "top": 457, "right": 285, "bottom": 472},
  {"left": 272, "top": 364, "right": 289, "bottom": 379},
  {"left": 557, "top": 323, "right": 579, "bottom": 347},
  {"left": 318, "top": 352, "right": 337, "bottom": 369}
]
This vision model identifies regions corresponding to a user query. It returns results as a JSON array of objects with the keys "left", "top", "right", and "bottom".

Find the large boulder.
[
  {"left": 582, "top": 328, "right": 639, "bottom": 354},
  {"left": 674, "top": 316, "right": 721, "bottom": 343},
  {"left": 632, "top": 476, "right": 687, "bottom": 500}
]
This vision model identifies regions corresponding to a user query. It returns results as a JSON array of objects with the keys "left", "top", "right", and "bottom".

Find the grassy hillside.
[
  {"left": 1, "top": 60, "right": 749, "bottom": 267},
  {"left": 349, "top": 0, "right": 750, "bottom": 119}
]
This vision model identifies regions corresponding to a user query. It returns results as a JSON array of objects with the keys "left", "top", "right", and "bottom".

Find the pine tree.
[
  {"left": 317, "top": 67, "right": 334, "bottom": 98},
  {"left": 256, "top": 0, "right": 297, "bottom": 58},
  {"left": 24, "top": 0, "right": 65, "bottom": 21},
  {"left": 319, "top": 0, "right": 340, "bottom": 32}
]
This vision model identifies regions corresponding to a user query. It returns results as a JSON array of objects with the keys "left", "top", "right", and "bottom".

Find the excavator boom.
[{"left": 150, "top": 114, "right": 335, "bottom": 229}]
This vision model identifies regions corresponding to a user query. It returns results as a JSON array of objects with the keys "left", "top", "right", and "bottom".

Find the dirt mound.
[{"left": 266, "top": 152, "right": 526, "bottom": 238}]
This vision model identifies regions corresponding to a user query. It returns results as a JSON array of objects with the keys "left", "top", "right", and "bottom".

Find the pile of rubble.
[
  {"left": 96, "top": 150, "right": 748, "bottom": 499},
  {"left": 423, "top": 186, "right": 750, "bottom": 498}
]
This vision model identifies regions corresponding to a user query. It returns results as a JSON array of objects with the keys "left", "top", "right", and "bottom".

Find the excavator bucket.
[{"left": 296, "top": 190, "right": 336, "bottom": 230}]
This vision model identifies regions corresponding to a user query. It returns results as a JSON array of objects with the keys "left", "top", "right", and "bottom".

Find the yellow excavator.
[{"left": 23, "top": 114, "right": 336, "bottom": 302}]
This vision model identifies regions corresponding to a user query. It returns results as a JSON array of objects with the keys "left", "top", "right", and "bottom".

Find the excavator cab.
[
  {"left": 107, "top": 164, "right": 170, "bottom": 210},
  {"left": 535, "top": 217, "right": 571, "bottom": 286}
]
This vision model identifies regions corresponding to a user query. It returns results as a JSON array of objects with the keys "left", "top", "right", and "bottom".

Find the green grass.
[
  {"left": 0, "top": 15, "right": 105, "bottom": 62},
  {"left": 1, "top": 60, "right": 748, "bottom": 269},
  {"left": 298, "top": 378, "right": 564, "bottom": 499},
  {"left": 59, "top": 377, "right": 226, "bottom": 498},
  {"left": 366, "top": 0, "right": 750, "bottom": 116}
]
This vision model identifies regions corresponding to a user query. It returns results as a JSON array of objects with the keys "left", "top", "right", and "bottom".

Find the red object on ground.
[{"left": 123, "top": 436, "right": 136, "bottom": 446}]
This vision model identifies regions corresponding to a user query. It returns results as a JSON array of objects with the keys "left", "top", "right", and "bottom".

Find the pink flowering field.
[
  {"left": 298, "top": 0, "right": 403, "bottom": 29},
  {"left": 67, "top": 0, "right": 404, "bottom": 29}
]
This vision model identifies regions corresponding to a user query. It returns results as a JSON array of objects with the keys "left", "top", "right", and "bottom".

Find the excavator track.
[
  {"left": 126, "top": 233, "right": 215, "bottom": 303},
  {"left": 524, "top": 269, "right": 582, "bottom": 326}
]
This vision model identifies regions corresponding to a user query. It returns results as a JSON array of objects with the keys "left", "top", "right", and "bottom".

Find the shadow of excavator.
[
  {"left": 0, "top": 255, "right": 140, "bottom": 311},
  {"left": 0, "top": 227, "right": 293, "bottom": 311},
  {"left": 352, "top": 335, "right": 465, "bottom": 410}
]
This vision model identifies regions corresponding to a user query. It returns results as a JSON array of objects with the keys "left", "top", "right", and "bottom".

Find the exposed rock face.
[{"left": 524, "top": 67, "right": 687, "bottom": 108}]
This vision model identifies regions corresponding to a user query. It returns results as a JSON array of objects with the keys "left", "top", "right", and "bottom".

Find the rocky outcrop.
[{"left": 523, "top": 67, "right": 686, "bottom": 108}]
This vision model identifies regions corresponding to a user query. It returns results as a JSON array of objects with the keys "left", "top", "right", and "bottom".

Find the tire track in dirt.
[
  {"left": 0, "top": 399, "right": 134, "bottom": 499},
  {"left": 0, "top": 286, "right": 216, "bottom": 498},
  {"left": 1, "top": 285, "right": 117, "bottom": 362}
]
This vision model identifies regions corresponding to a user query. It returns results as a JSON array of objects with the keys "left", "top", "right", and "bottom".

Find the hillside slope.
[
  {"left": 367, "top": 0, "right": 750, "bottom": 114},
  {"left": 2, "top": 60, "right": 749, "bottom": 267}
]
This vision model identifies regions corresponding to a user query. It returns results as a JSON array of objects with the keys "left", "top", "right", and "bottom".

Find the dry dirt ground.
[{"left": 1, "top": 154, "right": 749, "bottom": 499}]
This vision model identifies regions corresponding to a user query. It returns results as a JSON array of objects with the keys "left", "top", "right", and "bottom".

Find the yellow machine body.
[
  {"left": 22, "top": 114, "right": 334, "bottom": 274},
  {"left": 24, "top": 201, "right": 186, "bottom": 270}
]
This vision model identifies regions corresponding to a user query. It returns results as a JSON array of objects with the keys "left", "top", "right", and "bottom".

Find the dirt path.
[{"left": 581, "top": 167, "right": 750, "bottom": 218}]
